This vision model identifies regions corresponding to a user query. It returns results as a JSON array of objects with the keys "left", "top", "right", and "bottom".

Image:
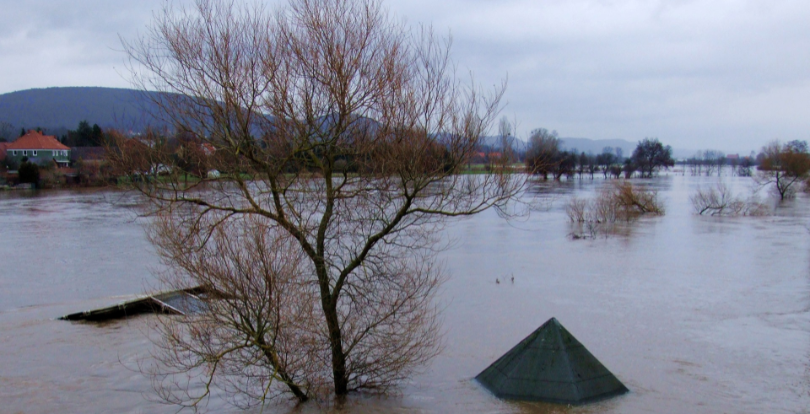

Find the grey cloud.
[{"left": 2, "top": 0, "right": 809, "bottom": 152}]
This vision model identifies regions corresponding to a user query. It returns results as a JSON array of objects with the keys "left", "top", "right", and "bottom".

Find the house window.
[
  {"left": 32, "top": 151, "right": 37, "bottom": 156},
  {"left": 12, "top": 150, "right": 16, "bottom": 155},
  {"left": 23, "top": 150, "right": 27, "bottom": 156}
]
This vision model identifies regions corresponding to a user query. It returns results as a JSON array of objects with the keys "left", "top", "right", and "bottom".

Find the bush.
[
  {"left": 566, "top": 181, "right": 664, "bottom": 224},
  {"left": 18, "top": 161, "right": 40, "bottom": 186},
  {"left": 612, "top": 181, "right": 664, "bottom": 216},
  {"left": 3, "top": 155, "right": 19, "bottom": 171},
  {"left": 565, "top": 197, "right": 588, "bottom": 222},
  {"left": 690, "top": 183, "right": 769, "bottom": 216},
  {"left": 566, "top": 181, "right": 664, "bottom": 239}
]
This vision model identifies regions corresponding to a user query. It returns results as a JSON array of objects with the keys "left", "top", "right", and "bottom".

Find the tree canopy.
[
  {"left": 63, "top": 120, "right": 104, "bottom": 147},
  {"left": 631, "top": 138, "right": 674, "bottom": 178}
]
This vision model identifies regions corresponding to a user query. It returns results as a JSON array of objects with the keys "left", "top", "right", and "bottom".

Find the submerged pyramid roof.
[{"left": 475, "top": 317, "right": 628, "bottom": 404}]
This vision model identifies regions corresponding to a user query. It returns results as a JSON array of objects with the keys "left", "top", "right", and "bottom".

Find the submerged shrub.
[
  {"left": 611, "top": 181, "right": 664, "bottom": 216},
  {"left": 690, "top": 183, "right": 770, "bottom": 216},
  {"left": 565, "top": 197, "right": 588, "bottom": 222},
  {"left": 566, "top": 181, "right": 663, "bottom": 224},
  {"left": 566, "top": 181, "right": 664, "bottom": 239}
]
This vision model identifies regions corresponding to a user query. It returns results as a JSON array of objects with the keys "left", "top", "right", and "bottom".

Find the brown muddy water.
[{"left": 1, "top": 176, "right": 809, "bottom": 414}]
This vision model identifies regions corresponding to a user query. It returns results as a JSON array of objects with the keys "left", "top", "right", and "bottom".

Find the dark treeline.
[
  {"left": 683, "top": 150, "right": 757, "bottom": 177},
  {"left": 61, "top": 121, "right": 104, "bottom": 147},
  {"left": 524, "top": 129, "right": 674, "bottom": 179},
  {"left": 2, "top": 120, "right": 106, "bottom": 147}
]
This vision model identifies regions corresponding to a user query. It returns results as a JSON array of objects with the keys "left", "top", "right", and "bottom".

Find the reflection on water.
[{"left": 1, "top": 176, "right": 809, "bottom": 413}]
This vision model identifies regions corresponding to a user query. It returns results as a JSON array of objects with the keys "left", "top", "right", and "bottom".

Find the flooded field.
[{"left": 1, "top": 175, "right": 809, "bottom": 414}]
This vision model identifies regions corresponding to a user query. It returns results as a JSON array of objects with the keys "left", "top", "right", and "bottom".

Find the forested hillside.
[{"left": 0, "top": 87, "right": 167, "bottom": 140}]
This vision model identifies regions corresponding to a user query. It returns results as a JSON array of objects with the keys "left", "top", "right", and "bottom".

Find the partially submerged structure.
[
  {"left": 476, "top": 317, "right": 628, "bottom": 404},
  {"left": 59, "top": 287, "right": 206, "bottom": 322}
]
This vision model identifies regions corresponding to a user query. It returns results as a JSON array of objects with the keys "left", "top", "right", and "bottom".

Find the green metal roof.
[{"left": 475, "top": 317, "right": 628, "bottom": 404}]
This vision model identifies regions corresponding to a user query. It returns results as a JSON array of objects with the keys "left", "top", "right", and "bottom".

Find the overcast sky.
[{"left": 2, "top": 0, "right": 809, "bottom": 153}]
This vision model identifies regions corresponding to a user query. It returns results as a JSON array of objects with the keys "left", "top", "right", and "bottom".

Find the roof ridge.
[{"left": 554, "top": 319, "right": 580, "bottom": 400}]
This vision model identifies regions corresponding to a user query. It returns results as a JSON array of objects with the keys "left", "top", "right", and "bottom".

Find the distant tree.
[
  {"left": 577, "top": 152, "right": 588, "bottom": 178},
  {"left": 525, "top": 128, "right": 561, "bottom": 179},
  {"left": 729, "top": 156, "right": 739, "bottom": 176},
  {"left": 687, "top": 150, "right": 725, "bottom": 176},
  {"left": 586, "top": 153, "right": 598, "bottom": 178},
  {"left": 92, "top": 124, "right": 103, "bottom": 145},
  {"left": 631, "top": 138, "right": 674, "bottom": 178},
  {"left": 496, "top": 116, "right": 516, "bottom": 165},
  {"left": 623, "top": 158, "right": 637, "bottom": 178},
  {"left": 737, "top": 152, "right": 756, "bottom": 177},
  {"left": 65, "top": 120, "right": 103, "bottom": 147},
  {"left": 555, "top": 151, "right": 577, "bottom": 180},
  {"left": 755, "top": 140, "right": 810, "bottom": 200},
  {"left": 597, "top": 148, "right": 617, "bottom": 179},
  {"left": 609, "top": 164, "right": 623, "bottom": 178},
  {"left": 715, "top": 153, "right": 727, "bottom": 176}
]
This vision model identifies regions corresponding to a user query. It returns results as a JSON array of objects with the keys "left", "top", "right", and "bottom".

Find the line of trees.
[
  {"left": 0, "top": 121, "right": 107, "bottom": 146},
  {"left": 683, "top": 150, "right": 757, "bottom": 177},
  {"left": 525, "top": 133, "right": 673, "bottom": 180}
]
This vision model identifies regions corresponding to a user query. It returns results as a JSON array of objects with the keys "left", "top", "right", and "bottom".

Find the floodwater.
[{"left": 1, "top": 175, "right": 809, "bottom": 414}]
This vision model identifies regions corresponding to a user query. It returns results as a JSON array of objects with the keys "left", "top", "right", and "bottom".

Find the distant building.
[
  {"left": 727, "top": 154, "right": 740, "bottom": 161},
  {"left": 5, "top": 130, "right": 71, "bottom": 167}
]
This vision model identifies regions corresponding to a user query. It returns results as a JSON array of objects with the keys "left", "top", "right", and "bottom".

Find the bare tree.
[
  {"left": 492, "top": 115, "right": 516, "bottom": 169},
  {"left": 690, "top": 183, "right": 744, "bottom": 216},
  {"left": 145, "top": 211, "right": 444, "bottom": 408},
  {"left": 114, "top": 0, "right": 517, "bottom": 407},
  {"left": 690, "top": 183, "right": 770, "bottom": 216}
]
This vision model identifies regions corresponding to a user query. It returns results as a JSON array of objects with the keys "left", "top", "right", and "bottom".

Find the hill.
[
  {"left": 0, "top": 87, "right": 168, "bottom": 139},
  {"left": 559, "top": 137, "right": 636, "bottom": 156},
  {"left": 0, "top": 88, "right": 700, "bottom": 158}
]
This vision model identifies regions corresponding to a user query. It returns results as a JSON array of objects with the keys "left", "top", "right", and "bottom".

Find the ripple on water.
[{"left": 1, "top": 177, "right": 809, "bottom": 413}]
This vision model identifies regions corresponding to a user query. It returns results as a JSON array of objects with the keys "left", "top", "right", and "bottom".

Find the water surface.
[{"left": 1, "top": 176, "right": 808, "bottom": 413}]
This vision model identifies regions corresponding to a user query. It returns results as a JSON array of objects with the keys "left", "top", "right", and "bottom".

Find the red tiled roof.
[{"left": 7, "top": 130, "right": 70, "bottom": 151}]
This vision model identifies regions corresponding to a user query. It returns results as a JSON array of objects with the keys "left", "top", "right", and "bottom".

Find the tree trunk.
[{"left": 323, "top": 303, "right": 349, "bottom": 395}]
